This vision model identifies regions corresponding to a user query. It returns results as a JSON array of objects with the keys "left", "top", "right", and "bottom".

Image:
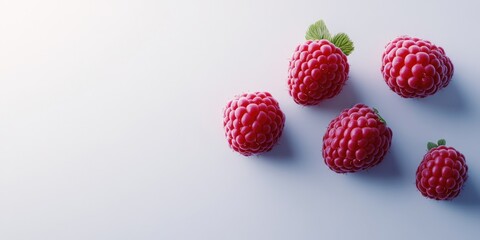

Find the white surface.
[{"left": 1, "top": 0, "right": 479, "bottom": 239}]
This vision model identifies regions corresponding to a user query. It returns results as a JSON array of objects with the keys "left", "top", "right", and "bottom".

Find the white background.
[{"left": 1, "top": 0, "right": 479, "bottom": 239}]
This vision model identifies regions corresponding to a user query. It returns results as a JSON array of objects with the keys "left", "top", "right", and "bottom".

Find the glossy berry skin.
[
  {"left": 288, "top": 39, "right": 349, "bottom": 105},
  {"left": 223, "top": 92, "right": 285, "bottom": 156},
  {"left": 416, "top": 146, "right": 468, "bottom": 200},
  {"left": 381, "top": 36, "right": 454, "bottom": 98},
  {"left": 322, "top": 104, "right": 392, "bottom": 173}
]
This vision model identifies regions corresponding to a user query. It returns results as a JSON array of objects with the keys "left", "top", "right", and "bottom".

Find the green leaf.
[
  {"left": 372, "top": 108, "right": 386, "bottom": 124},
  {"left": 437, "top": 139, "right": 446, "bottom": 146},
  {"left": 331, "top": 33, "right": 354, "bottom": 56},
  {"left": 305, "top": 20, "right": 332, "bottom": 41},
  {"left": 427, "top": 142, "right": 438, "bottom": 150},
  {"left": 305, "top": 20, "right": 354, "bottom": 55}
]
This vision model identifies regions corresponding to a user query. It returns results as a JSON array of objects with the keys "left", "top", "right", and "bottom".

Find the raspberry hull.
[
  {"left": 416, "top": 144, "right": 468, "bottom": 200},
  {"left": 288, "top": 40, "right": 349, "bottom": 105},
  {"left": 322, "top": 104, "right": 393, "bottom": 173},
  {"left": 223, "top": 92, "right": 285, "bottom": 156},
  {"left": 381, "top": 36, "right": 454, "bottom": 98}
]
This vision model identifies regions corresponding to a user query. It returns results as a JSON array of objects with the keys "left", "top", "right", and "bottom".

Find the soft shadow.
[
  {"left": 351, "top": 146, "right": 405, "bottom": 183},
  {"left": 316, "top": 81, "right": 363, "bottom": 112},
  {"left": 259, "top": 125, "right": 295, "bottom": 163},
  {"left": 448, "top": 178, "right": 480, "bottom": 208},
  {"left": 413, "top": 76, "right": 470, "bottom": 114}
]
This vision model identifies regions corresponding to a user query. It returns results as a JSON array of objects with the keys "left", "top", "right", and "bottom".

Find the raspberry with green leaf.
[
  {"left": 287, "top": 20, "right": 354, "bottom": 105},
  {"left": 322, "top": 104, "right": 393, "bottom": 173},
  {"left": 416, "top": 139, "right": 468, "bottom": 200}
]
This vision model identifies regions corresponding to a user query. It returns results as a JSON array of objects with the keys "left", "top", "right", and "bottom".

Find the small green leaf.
[
  {"left": 372, "top": 108, "right": 386, "bottom": 124},
  {"left": 331, "top": 33, "right": 354, "bottom": 56},
  {"left": 306, "top": 20, "right": 332, "bottom": 41},
  {"left": 427, "top": 142, "right": 438, "bottom": 150},
  {"left": 437, "top": 139, "right": 446, "bottom": 146}
]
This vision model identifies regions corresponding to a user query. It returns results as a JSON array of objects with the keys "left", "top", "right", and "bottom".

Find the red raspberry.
[
  {"left": 223, "top": 92, "right": 285, "bottom": 156},
  {"left": 322, "top": 104, "right": 393, "bottom": 173},
  {"left": 381, "top": 36, "right": 454, "bottom": 98},
  {"left": 416, "top": 140, "right": 468, "bottom": 200},
  {"left": 288, "top": 20, "right": 353, "bottom": 105}
]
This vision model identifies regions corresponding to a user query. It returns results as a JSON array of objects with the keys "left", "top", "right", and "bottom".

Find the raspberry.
[
  {"left": 416, "top": 140, "right": 468, "bottom": 200},
  {"left": 223, "top": 92, "right": 285, "bottom": 156},
  {"left": 322, "top": 104, "right": 393, "bottom": 173},
  {"left": 288, "top": 20, "right": 353, "bottom": 105},
  {"left": 381, "top": 36, "right": 454, "bottom": 98}
]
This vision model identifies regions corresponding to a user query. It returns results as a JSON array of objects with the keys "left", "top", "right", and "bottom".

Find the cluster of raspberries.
[{"left": 222, "top": 20, "right": 467, "bottom": 201}]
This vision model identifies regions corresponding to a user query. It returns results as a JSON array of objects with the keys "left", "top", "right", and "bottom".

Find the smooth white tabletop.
[{"left": 1, "top": 0, "right": 479, "bottom": 239}]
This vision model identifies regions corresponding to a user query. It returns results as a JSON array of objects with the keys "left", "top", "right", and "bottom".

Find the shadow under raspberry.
[
  {"left": 448, "top": 178, "right": 480, "bottom": 208},
  {"left": 315, "top": 81, "right": 363, "bottom": 113},
  {"left": 350, "top": 146, "right": 405, "bottom": 183},
  {"left": 260, "top": 125, "right": 295, "bottom": 161},
  {"left": 412, "top": 76, "right": 471, "bottom": 115}
]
